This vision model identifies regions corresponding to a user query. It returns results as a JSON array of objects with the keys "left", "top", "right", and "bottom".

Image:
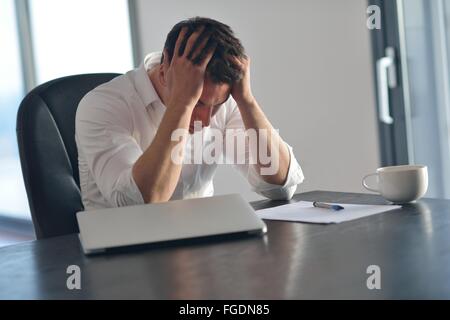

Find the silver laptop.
[{"left": 76, "top": 193, "right": 267, "bottom": 254}]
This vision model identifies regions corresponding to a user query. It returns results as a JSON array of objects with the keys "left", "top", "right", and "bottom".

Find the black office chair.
[{"left": 16, "top": 73, "right": 121, "bottom": 239}]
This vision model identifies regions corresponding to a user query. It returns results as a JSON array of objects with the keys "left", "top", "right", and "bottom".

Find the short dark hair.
[{"left": 162, "top": 17, "right": 245, "bottom": 85}]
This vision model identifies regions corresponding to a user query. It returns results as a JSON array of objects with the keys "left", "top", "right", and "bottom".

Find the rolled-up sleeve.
[
  {"left": 75, "top": 93, "right": 145, "bottom": 208},
  {"left": 223, "top": 101, "right": 305, "bottom": 200},
  {"left": 247, "top": 143, "right": 304, "bottom": 200}
]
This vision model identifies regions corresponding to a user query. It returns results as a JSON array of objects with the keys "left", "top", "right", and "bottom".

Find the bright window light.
[
  {"left": 0, "top": 0, "right": 29, "bottom": 218},
  {"left": 29, "top": 0, "right": 134, "bottom": 84},
  {"left": 0, "top": 0, "right": 135, "bottom": 219}
]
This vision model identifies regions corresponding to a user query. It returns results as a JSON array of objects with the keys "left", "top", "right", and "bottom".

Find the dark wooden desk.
[{"left": 1, "top": 191, "right": 450, "bottom": 299}]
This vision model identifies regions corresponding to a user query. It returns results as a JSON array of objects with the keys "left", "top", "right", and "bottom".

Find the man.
[{"left": 76, "top": 17, "right": 304, "bottom": 210}]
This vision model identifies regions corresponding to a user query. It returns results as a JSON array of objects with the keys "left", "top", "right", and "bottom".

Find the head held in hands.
[{"left": 161, "top": 17, "right": 246, "bottom": 133}]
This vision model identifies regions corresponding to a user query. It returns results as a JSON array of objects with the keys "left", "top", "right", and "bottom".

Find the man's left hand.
[{"left": 230, "top": 55, "right": 255, "bottom": 107}]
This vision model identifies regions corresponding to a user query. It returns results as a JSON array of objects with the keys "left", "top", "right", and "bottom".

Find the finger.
[
  {"left": 229, "top": 55, "right": 244, "bottom": 69},
  {"left": 182, "top": 25, "right": 205, "bottom": 58},
  {"left": 228, "top": 55, "right": 248, "bottom": 74},
  {"left": 174, "top": 26, "right": 188, "bottom": 58},
  {"left": 192, "top": 37, "right": 214, "bottom": 65},
  {"left": 229, "top": 55, "right": 241, "bottom": 64},
  {"left": 187, "top": 28, "right": 212, "bottom": 61},
  {"left": 197, "top": 40, "right": 217, "bottom": 69}
]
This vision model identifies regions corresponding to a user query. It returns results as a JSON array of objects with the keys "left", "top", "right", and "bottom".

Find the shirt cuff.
[{"left": 248, "top": 143, "right": 305, "bottom": 200}]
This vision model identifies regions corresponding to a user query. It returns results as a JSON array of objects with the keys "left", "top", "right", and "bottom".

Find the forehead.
[{"left": 200, "top": 79, "right": 231, "bottom": 105}]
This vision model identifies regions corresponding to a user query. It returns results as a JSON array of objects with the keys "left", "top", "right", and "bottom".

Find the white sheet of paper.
[{"left": 256, "top": 201, "right": 401, "bottom": 224}]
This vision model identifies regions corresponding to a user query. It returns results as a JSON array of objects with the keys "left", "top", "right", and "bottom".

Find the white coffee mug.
[{"left": 362, "top": 165, "right": 428, "bottom": 203}]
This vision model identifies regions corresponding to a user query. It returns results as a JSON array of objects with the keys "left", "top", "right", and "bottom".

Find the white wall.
[{"left": 135, "top": 0, "right": 380, "bottom": 201}]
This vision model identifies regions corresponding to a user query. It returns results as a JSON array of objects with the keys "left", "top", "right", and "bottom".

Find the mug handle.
[{"left": 362, "top": 173, "right": 379, "bottom": 193}]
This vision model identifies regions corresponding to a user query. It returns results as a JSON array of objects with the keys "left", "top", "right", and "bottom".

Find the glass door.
[
  {"left": 371, "top": 0, "right": 450, "bottom": 198},
  {"left": 400, "top": 0, "right": 450, "bottom": 198}
]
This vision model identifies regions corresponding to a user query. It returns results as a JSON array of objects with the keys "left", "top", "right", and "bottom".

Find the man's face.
[{"left": 189, "top": 78, "right": 231, "bottom": 134}]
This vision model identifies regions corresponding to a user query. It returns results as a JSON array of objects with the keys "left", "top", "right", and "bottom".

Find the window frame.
[
  {"left": 368, "top": 0, "right": 411, "bottom": 166},
  {"left": 14, "top": 0, "right": 140, "bottom": 93},
  {"left": 1, "top": 0, "right": 140, "bottom": 220}
]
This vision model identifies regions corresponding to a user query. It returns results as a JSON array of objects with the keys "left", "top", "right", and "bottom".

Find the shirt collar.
[{"left": 133, "top": 51, "right": 163, "bottom": 108}]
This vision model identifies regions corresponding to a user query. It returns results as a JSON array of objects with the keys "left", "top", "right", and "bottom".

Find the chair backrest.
[{"left": 16, "top": 73, "right": 120, "bottom": 239}]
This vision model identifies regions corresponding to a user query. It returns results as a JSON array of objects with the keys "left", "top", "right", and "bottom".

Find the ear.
[
  {"left": 159, "top": 63, "right": 167, "bottom": 86},
  {"left": 159, "top": 50, "right": 170, "bottom": 86}
]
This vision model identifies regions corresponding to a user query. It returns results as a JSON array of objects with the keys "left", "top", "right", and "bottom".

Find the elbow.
[
  {"left": 141, "top": 192, "right": 171, "bottom": 204},
  {"left": 132, "top": 165, "right": 173, "bottom": 204},
  {"left": 277, "top": 191, "right": 295, "bottom": 201},
  {"left": 274, "top": 187, "right": 296, "bottom": 201},
  {"left": 108, "top": 190, "right": 138, "bottom": 207},
  {"left": 259, "top": 184, "right": 298, "bottom": 201},
  {"left": 139, "top": 184, "right": 173, "bottom": 204},
  {"left": 109, "top": 189, "right": 167, "bottom": 206}
]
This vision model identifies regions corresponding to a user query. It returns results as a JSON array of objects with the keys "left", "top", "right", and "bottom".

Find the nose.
[
  {"left": 191, "top": 106, "right": 212, "bottom": 128},
  {"left": 202, "top": 110, "right": 211, "bottom": 127}
]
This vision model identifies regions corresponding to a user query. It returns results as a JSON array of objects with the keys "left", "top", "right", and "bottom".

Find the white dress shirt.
[{"left": 75, "top": 52, "right": 304, "bottom": 210}]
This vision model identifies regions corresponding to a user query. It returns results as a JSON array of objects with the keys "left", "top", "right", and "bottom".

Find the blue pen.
[{"left": 313, "top": 201, "right": 344, "bottom": 211}]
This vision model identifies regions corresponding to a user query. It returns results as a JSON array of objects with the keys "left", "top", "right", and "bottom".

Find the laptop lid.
[{"left": 76, "top": 193, "right": 267, "bottom": 254}]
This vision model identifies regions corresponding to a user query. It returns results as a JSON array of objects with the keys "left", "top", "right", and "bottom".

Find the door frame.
[{"left": 368, "top": 0, "right": 412, "bottom": 166}]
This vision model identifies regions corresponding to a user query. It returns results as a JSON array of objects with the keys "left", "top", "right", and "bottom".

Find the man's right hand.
[{"left": 163, "top": 26, "right": 216, "bottom": 110}]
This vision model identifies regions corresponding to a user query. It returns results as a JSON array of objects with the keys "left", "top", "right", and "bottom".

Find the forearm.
[
  {"left": 132, "top": 25, "right": 217, "bottom": 202},
  {"left": 132, "top": 104, "right": 193, "bottom": 203},
  {"left": 236, "top": 98, "right": 290, "bottom": 185}
]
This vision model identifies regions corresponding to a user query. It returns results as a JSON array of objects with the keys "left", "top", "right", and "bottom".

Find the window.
[
  {"left": 0, "top": 0, "right": 136, "bottom": 219},
  {"left": 401, "top": 0, "right": 450, "bottom": 198},
  {"left": 0, "top": 0, "right": 28, "bottom": 219},
  {"left": 371, "top": 0, "right": 450, "bottom": 199},
  {"left": 29, "top": 0, "right": 134, "bottom": 84}
]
